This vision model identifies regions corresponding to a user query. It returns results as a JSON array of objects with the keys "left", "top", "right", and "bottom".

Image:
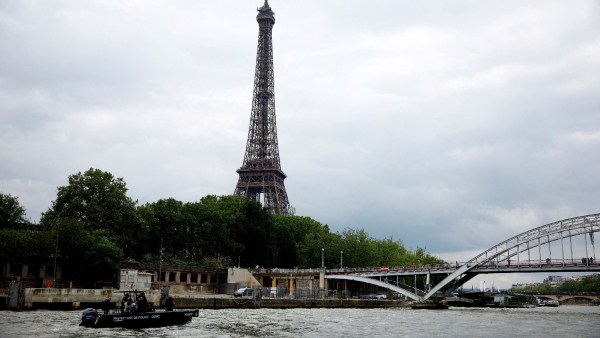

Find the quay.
[
  {"left": 175, "top": 296, "right": 407, "bottom": 309},
  {"left": 0, "top": 288, "right": 408, "bottom": 310}
]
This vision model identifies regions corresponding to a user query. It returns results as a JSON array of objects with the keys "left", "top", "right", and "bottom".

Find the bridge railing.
[
  {"left": 326, "top": 264, "right": 462, "bottom": 274},
  {"left": 472, "top": 258, "right": 599, "bottom": 269},
  {"left": 250, "top": 267, "right": 324, "bottom": 275},
  {"left": 250, "top": 264, "right": 470, "bottom": 276},
  {"left": 249, "top": 259, "right": 598, "bottom": 278}
]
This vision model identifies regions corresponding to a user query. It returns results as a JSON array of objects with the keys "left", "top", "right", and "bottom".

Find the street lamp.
[
  {"left": 340, "top": 251, "right": 343, "bottom": 269},
  {"left": 53, "top": 230, "right": 59, "bottom": 288},
  {"left": 159, "top": 238, "right": 163, "bottom": 284},
  {"left": 321, "top": 248, "right": 324, "bottom": 269}
]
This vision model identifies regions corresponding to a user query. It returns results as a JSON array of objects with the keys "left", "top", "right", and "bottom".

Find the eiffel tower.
[{"left": 234, "top": 1, "right": 293, "bottom": 215}]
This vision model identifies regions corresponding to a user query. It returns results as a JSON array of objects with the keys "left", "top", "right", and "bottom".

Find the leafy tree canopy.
[
  {"left": 0, "top": 228, "right": 53, "bottom": 262},
  {"left": 8, "top": 168, "right": 444, "bottom": 280},
  {"left": 40, "top": 168, "right": 141, "bottom": 257},
  {"left": 137, "top": 195, "right": 277, "bottom": 269},
  {"left": 511, "top": 276, "right": 600, "bottom": 293},
  {"left": 0, "top": 192, "right": 28, "bottom": 228}
]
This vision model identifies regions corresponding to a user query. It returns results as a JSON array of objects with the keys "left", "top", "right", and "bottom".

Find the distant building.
[
  {"left": 543, "top": 275, "right": 564, "bottom": 287},
  {"left": 119, "top": 269, "right": 153, "bottom": 290},
  {"left": 511, "top": 282, "right": 541, "bottom": 289}
]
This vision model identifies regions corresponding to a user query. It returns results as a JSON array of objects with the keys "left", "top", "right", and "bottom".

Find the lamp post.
[
  {"left": 340, "top": 251, "right": 343, "bottom": 269},
  {"left": 321, "top": 248, "right": 324, "bottom": 269},
  {"left": 53, "top": 231, "right": 59, "bottom": 288},
  {"left": 159, "top": 238, "right": 163, "bottom": 284}
]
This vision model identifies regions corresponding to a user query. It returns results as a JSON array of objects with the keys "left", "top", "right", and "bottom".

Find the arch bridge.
[{"left": 327, "top": 213, "right": 600, "bottom": 301}]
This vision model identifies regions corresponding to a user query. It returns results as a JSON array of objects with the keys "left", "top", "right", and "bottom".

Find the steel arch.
[
  {"left": 325, "top": 275, "right": 422, "bottom": 301},
  {"left": 424, "top": 213, "right": 600, "bottom": 300}
]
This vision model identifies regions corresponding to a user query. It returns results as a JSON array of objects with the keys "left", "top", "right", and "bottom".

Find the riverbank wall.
[
  {"left": 0, "top": 288, "right": 407, "bottom": 310},
  {"left": 1, "top": 288, "right": 162, "bottom": 310},
  {"left": 174, "top": 297, "right": 407, "bottom": 309}
]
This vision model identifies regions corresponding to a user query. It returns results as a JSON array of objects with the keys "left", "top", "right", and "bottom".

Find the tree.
[
  {"left": 82, "top": 230, "right": 124, "bottom": 284},
  {"left": 0, "top": 228, "right": 53, "bottom": 262},
  {"left": 137, "top": 198, "right": 187, "bottom": 260},
  {"left": 47, "top": 218, "right": 123, "bottom": 287},
  {"left": 40, "top": 168, "right": 141, "bottom": 257},
  {"left": 137, "top": 195, "right": 278, "bottom": 268},
  {"left": 272, "top": 215, "right": 342, "bottom": 268},
  {"left": 339, "top": 228, "right": 377, "bottom": 267},
  {"left": 558, "top": 277, "right": 600, "bottom": 293},
  {"left": 372, "top": 237, "right": 411, "bottom": 266},
  {"left": 211, "top": 195, "right": 276, "bottom": 267},
  {"left": 0, "top": 193, "right": 28, "bottom": 228}
]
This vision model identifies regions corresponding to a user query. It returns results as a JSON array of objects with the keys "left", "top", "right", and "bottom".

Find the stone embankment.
[
  {"left": 1, "top": 288, "right": 408, "bottom": 310},
  {"left": 174, "top": 296, "right": 407, "bottom": 309}
]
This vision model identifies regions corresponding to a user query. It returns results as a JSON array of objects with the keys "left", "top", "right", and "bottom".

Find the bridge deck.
[{"left": 328, "top": 262, "right": 600, "bottom": 278}]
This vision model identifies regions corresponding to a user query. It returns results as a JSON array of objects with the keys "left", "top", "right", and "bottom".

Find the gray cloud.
[{"left": 1, "top": 1, "right": 599, "bottom": 284}]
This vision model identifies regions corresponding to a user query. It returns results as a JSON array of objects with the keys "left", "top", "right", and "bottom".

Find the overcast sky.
[{"left": 1, "top": 1, "right": 599, "bottom": 286}]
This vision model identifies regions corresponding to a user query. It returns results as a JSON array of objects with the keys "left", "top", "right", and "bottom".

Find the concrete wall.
[
  {"left": 24, "top": 288, "right": 161, "bottom": 309},
  {"left": 173, "top": 297, "right": 407, "bottom": 309},
  {"left": 162, "top": 283, "right": 218, "bottom": 295},
  {"left": 228, "top": 268, "right": 261, "bottom": 287}
]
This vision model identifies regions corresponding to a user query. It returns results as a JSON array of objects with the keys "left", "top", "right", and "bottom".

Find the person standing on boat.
[
  {"left": 124, "top": 297, "right": 134, "bottom": 313},
  {"left": 166, "top": 297, "right": 175, "bottom": 311},
  {"left": 102, "top": 297, "right": 111, "bottom": 314},
  {"left": 137, "top": 293, "right": 148, "bottom": 312},
  {"left": 125, "top": 297, "right": 138, "bottom": 313},
  {"left": 121, "top": 293, "right": 130, "bottom": 312}
]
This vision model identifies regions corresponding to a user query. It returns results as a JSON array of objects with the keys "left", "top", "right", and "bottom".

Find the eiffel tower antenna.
[{"left": 234, "top": 1, "right": 293, "bottom": 215}]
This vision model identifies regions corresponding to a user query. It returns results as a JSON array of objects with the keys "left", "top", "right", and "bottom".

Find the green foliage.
[
  {"left": 141, "top": 199, "right": 447, "bottom": 270},
  {"left": 0, "top": 192, "right": 28, "bottom": 228},
  {"left": 413, "top": 246, "right": 442, "bottom": 266},
  {"left": 200, "top": 256, "right": 232, "bottom": 272},
  {"left": 137, "top": 195, "right": 277, "bottom": 269},
  {"left": 82, "top": 231, "right": 124, "bottom": 282},
  {"left": 558, "top": 277, "right": 600, "bottom": 293},
  {"left": 338, "top": 228, "right": 376, "bottom": 267},
  {"left": 0, "top": 228, "right": 53, "bottom": 262},
  {"left": 40, "top": 168, "right": 141, "bottom": 257},
  {"left": 270, "top": 216, "right": 442, "bottom": 269},
  {"left": 272, "top": 215, "right": 345, "bottom": 268},
  {"left": 53, "top": 222, "right": 124, "bottom": 285},
  {"left": 136, "top": 199, "right": 443, "bottom": 270},
  {"left": 538, "top": 283, "right": 554, "bottom": 293},
  {"left": 53, "top": 219, "right": 90, "bottom": 262},
  {"left": 511, "top": 276, "right": 600, "bottom": 293},
  {"left": 2, "top": 168, "right": 133, "bottom": 286},
  {"left": 7, "top": 168, "right": 445, "bottom": 285},
  {"left": 2, "top": 217, "right": 125, "bottom": 285}
]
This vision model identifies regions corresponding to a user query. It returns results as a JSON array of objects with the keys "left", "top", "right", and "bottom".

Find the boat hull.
[{"left": 80, "top": 309, "right": 199, "bottom": 328}]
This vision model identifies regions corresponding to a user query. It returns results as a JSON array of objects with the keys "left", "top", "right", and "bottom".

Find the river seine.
[{"left": 1, "top": 306, "right": 599, "bottom": 337}]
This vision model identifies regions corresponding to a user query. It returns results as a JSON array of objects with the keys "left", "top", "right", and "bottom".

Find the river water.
[{"left": 1, "top": 306, "right": 599, "bottom": 337}]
